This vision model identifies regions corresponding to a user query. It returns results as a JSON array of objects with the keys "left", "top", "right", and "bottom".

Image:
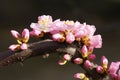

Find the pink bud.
[
  {"left": 11, "top": 30, "right": 20, "bottom": 39},
  {"left": 88, "top": 54, "right": 96, "bottom": 61},
  {"left": 81, "top": 45, "right": 88, "bottom": 58},
  {"left": 9, "top": 44, "right": 20, "bottom": 51},
  {"left": 63, "top": 54, "right": 71, "bottom": 61},
  {"left": 84, "top": 60, "right": 92, "bottom": 69},
  {"left": 74, "top": 58, "right": 83, "bottom": 64},
  {"left": 22, "top": 28, "right": 29, "bottom": 43},
  {"left": 74, "top": 73, "right": 85, "bottom": 79},
  {"left": 66, "top": 32, "right": 75, "bottom": 44},
  {"left": 52, "top": 33, "right": 65, "bottom": 42},
  {"left": 58, "top": 59, "right": 67, "bottom": 65},
  {"left": 101, "top": 56, "right": 108, "bottom": 69},
  {"left": 30, "top": 29, "right": 41, "bottom": 37},
  {"left": 96, "top": 66, "right": 104, "bottom": 73},
  {"left": 20, "top": 43, "right": 28, "bottom": 50}
]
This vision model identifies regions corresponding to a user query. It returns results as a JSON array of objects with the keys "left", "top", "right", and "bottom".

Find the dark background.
[{"left": 0, "top": 0, "right": 120, "bottom": 80}]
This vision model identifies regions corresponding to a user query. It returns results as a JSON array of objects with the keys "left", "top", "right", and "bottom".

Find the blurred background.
[{"left": 0, "top": 0, "right": 120, "bottom": 80}]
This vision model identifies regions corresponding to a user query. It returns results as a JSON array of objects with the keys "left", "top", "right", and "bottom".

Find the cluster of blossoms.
[{"left": 8, "top": 15, "right": 120, "bottom": 80}]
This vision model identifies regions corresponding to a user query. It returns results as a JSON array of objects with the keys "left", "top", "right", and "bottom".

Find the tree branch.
[
  {"left": 0, "top": 39, "right": 110, "bottom": 80},
  {"left": 0, "top": 39, "right": 66, "bottom": 68}
]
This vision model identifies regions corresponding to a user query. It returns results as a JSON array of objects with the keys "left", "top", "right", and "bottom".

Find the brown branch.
[
  {"left": 0, "top": 39, "right": 110, "bottom": 80},
  {"left": 0, "top": 39, "right": 66, "bottom": 67}
]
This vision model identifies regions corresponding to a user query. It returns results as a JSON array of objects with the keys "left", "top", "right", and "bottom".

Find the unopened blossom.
[
  {"left": 74, "top": 58, "right": 83, "bottom": 64},
  {"left": 101, "top": 56, "right": 108, "bottom": 69},
  {"left": 9, "top": 28, "right": 29, "bottom": 51},
  {"left": 20, "top": 43, "right": 28, "bottom": 50},
  {"left": 74, "top": 73, "right": 86, "bottom": 79},
  {"left": 52, "top": 33, "right": 65, "bottom": 42},
  {"left": 58, "top": 59, "right": 67, "bottom": 65},
  {"left": 9, "top": 44, "right": 20, "bottom": 51},
  {"left": 89, "top": 35, "right": 102, "bottom": 48},
  {"left": 109, "top": 61, "right": 120, "bottom": 80},
  {"left": 96, "top": 66, "right": 104, "bottom": 74},
  {"left": 81, "top": 45, "right": 88, "bottom": 58},
  {"left": 88, "top": 54, "right": 96, "bottom": 61},
  {"left": 84, "top": 60, "right": 92, "bottom": 69},
  {"left": 30, "top": 24, "right": 42, "bottom": 37},
  {"left": 63, "top": 54, "right": 71, "bottom": 61}
]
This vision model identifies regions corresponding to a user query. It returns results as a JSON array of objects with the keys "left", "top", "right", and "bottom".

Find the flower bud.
[
  {"left": 58, "top": 59, "right": 67, "bottom": 65},
  {"left": 20, "top": 43, "right": 28, "bottom": 50},
  {"left": 9, "top": 44, "right": 20, "bottom": 51},
  {"left": 96, "top": 66, "right": 104, "bottom": 73},
  {"left": 52, "top": 33, "right": 65, "bottom": 42},
  {"left": 30, "top": 29, "right": 41, "bottom": 37},
  {"left": 74, "top": 58, "right": 83, "bottom": 64},
  {"left": 88, "top": 54, "right": 96, "bottom": 61},
  {"left": 22, "top": 28, "right": 29, "bottom": 43},
  {"left": 63, "top": 54, "right": 71, "bottom": 61},
  {"left": 81, "top": 45, "right": 88, "bottom": 58},
  {"left": 84, "top": 60, "right": 92, "bottom": 69},
  {"left": 74, "top": 73, "right": 85, "bottom": 79},
  {"left": 11, "top": 30, "right": 20, "bottom": 39},
  {"left": 101, "top": 56, "right": 108, "bottom": 69}
]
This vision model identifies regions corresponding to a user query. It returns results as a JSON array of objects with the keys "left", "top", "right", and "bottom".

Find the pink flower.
[
  {"left": 38, "top": 15, "right": 52, "bottom": 32},
  {"left": 9, "top": 28, "right": 29, "bottom": 51},
  {"left": 38, "top": 15, "right": 52, "bottom": 23},
  {"left": 109, "top": 61, "right": 120, "bottom": 80},
  {"left": 30, "top": 15, "right": 52, "bottom": 33},
  {"left": 66, "top": 32, "right": 75, "bottom": 44},
  {"left": 89, "top": 34, "right": 102, "bottom": 48},
  {"left": 84, "top": 23, "right": 96, "bottom": 36},
  {"left": 50, "top": 19, "right": 65, "bottom": 34}
]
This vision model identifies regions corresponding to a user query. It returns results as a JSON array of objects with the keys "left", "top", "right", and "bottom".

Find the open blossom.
[
  {"left": 89, "top": 35, "right": 102, "bottom": 48},
  {"left": 9, "top": 28, "right": 29, "bottom": 51},
  {"left": 30, "top": 15, "right": 52, "bottom": 36},
  {"left": 66, "top": 32, "right": 75, "bottom": 44},
  {"left": 74, "top": 23, "right": 96, "bottom": 38},
  {"left": 50, "top": 19, "right": 66, "bottom": 34},
  {"left": 109, "top": 61, "right": 120, "bottom": 80}
]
